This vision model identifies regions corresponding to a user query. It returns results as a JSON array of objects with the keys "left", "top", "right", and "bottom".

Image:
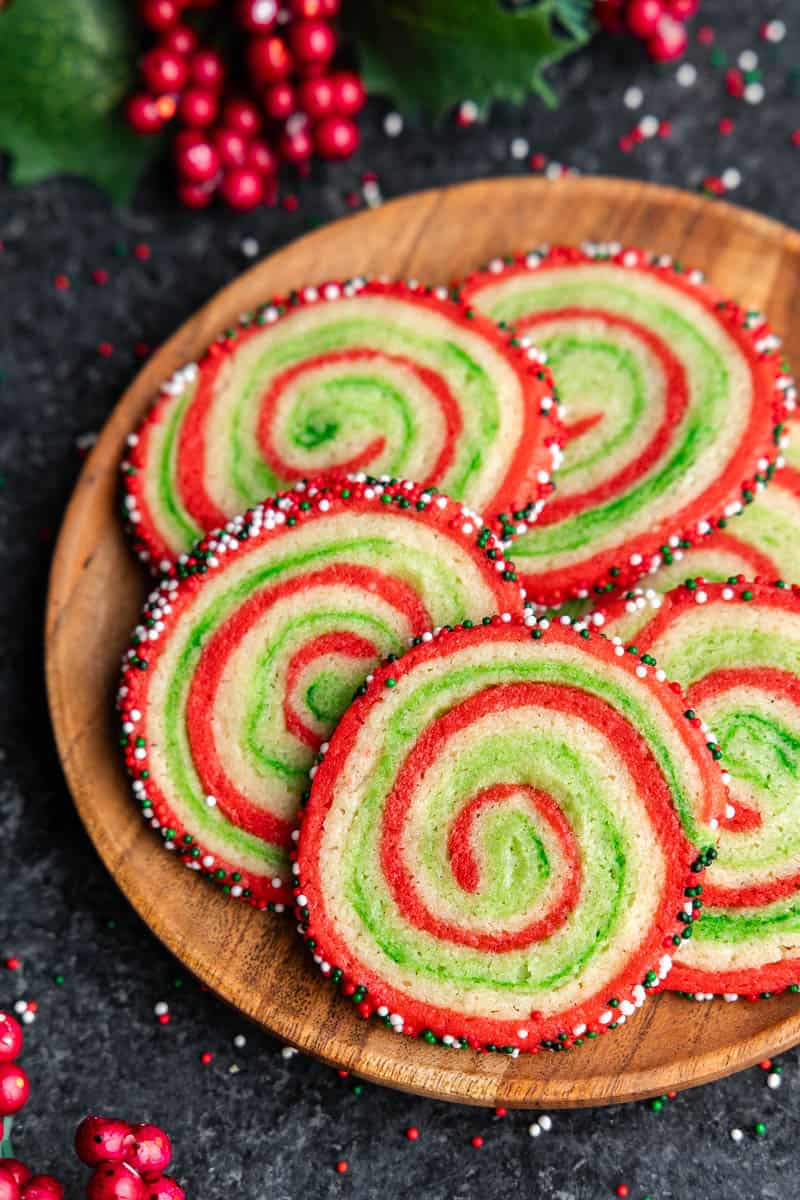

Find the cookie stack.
[{"left": 116, "top": 245, "right": 797, "bottom": 1054}]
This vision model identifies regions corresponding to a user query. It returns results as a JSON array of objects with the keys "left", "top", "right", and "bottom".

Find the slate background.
[{"left": 1, "top": 1, "right": 799, "bottom": 1195}]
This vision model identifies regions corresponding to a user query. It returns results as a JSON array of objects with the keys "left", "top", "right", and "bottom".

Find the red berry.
[
  {"left": 290, "top": 0, "right": 322, "bottom": 14},
  {"left": 0, "top": 1164, "right": 30, "bottom": 1189},
  {"left": 594, "top": 0, "right": 626, "bottom": 33},
  {"left": 86, "top": 1164, "right": 144, "bottom": 1200},
  {"left": 246, "top": 138, "right": 278, "bottom": 175},
  {"left": 0, "top": 1015, "right": 23, "bottom": 1064},
  {"left": 288, "top": 20, "right": 336, "bottom": 69},
  {"left": 177, "top": 181, "right": 215, "bottom": 208},
  {"left": 262, "top": 82, "right": 295, "bottom": 121},
  {"left": 236, "top": 0, "right": 278, "bottom": 32},
  {"left": 248, "top": 36, "right": 292, "bottom": 84},
  {"left": 278, "top": 124, "right": 313, "bottom": 165},
  {"left": 140, "top": 1179, "right": 183, "bottom": 1200},
  {"left": 220, "top": 168, "right": 263, "bottom": 209},
  {"left": 20, "top": 1177, "right": 63, "bottom": 1200},
  {"left": 0, "top": 1169, "right": 19, "bottom": 1200},
  {"left": 330, "top": 72, "right": 365, "bottom": 117},
  {"left": 140, "top": 0, "right": 180, "bottom": 32},
  {"left": 178, "top": 87, "right": 218, "bottom": 127},
  {"left": 214, "top": 127, "right": 248, "bottom": 168},
  {"left": 648, "top": 13, "right": 688, "bottom": 59},
  {"left": 174, "top": 136, "right": 220, "bottom": 183},
  {"left": 140, "top": 48, "right": 188, "bottom": 94},
  {"left": 0, "top": 1065, "right": 29, "bottom": 1117},
  {"left": 75, "top": 1118, "right": 133, "bottom": 1168},
  {"left": 160, "top": 26, "right": 198, "bottom": 57},
  {"left": 222, "top": 97, "right": 262, "bottom": 138},
  {"left": 125, "top": 1126, "right": 171, "bottom": 1181},
  {"left": 297, "top": 76, "right": 335, "bottom": 119},
  {"left": 190, "top": 49, "right": 225, "bottom": 91},
  {"left": 666, "top": 0, "right": 698, "bottom": 16},
  {"left": 314, "top": 115, "right": 358, "bottom": 159},
  {"left": 626, "top": 0, "right": 664, "bottom": 37}
]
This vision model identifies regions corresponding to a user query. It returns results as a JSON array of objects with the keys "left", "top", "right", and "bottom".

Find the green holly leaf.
[
  {"left": 0, "top": 0, "right": 160, "bottom": 203},
  {"left": 344, "top": 0, "right": 593, "bottom": 120}
]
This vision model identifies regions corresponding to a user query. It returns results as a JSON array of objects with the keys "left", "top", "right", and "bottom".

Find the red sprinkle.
[
  {"left": 615, "top": 1188, "right": 630, "bottom": 1199},
  {"left": 335, "top": 1161, "right": 348, "bottom": 1174},
  {"left": 282, "top": 194, "right": 299, "bottom": 212},
  {"left": 471, "top": 1136, "right": 484, "bottom": 1149},
  {"left": 158, "top": 1013, "right": 170, "bottom": 1025},
  {"left": 759, "top": 1059, "right": 773, "bottom": 1070},
  {"left": 134, "top": 243, "right": 152, "bottom": 261},
  {"left": 792, "top": 130, "right": 800, "bottom": 146},
  {"left": 98, "top": 341, "right": 114, "bottom": 358},
  {"left": 495, "top": 1107, "right": 507, "bottom": 1118},
  {"left": 529, "top": 152, "right": 546, "bottom": 170},
  {"left": 54, "top": 274, "right": 69, "bottom": 290},
  {"left": 658, "top": 120, "right": 672, "bottom": 138},
  {"left": 405, "top": 1126, "right": 419, "bottom": 1141},
  {"left": 4, "top": 958, "right": 20, "bottom": 971},
  {"left": 718, "top": 117, "right": 735, "bottom": 136},
  {"left": 200, "top": 1051, "right": 213, "bottom": 1064},
  {"left": 92, "top": 268, "right": 109, "bottom": 285},
  {"left": 696, "top": 25, "right": 714, "bottom": 44}
]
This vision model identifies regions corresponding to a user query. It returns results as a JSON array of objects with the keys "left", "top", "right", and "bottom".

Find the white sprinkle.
[
  {"left": 639, "top": 114, "right": 659, "bottom": 139},
  {"left": 738, "top": 49, "right": 758, "bottom": 71},
  {"left": 281, "top": 1046, "right": 298, "bottom": 1059},
  {"left": 722, "top": 167, "right": 742, "bottom": 190},
  {"left": 528, "top": 1122, "right": 542, "bottom": 1137},
  {"left": 677, "top": 63, "right": 697, "bottom": 87},
  {"left": 538, "top": 1115, "right": 552, "bottom": 1131},
  {"left": 764, "top": 20, "right": 786, "bottom": 43},
  {"left": 730, "top": 1127, "right": 744, "bottom": 1143},
  {"left": 624, "top": 86, "right": 643, "bottom": 110},
  {"left": 510, "top": 136, "right": 529, "bottom": 160},
  {"left": 240, "top": 237, "right": 259, "bottom": 258},
  {"left": 205, "top": 795, "right": 217, "bottom": 808},
  {"left": 154, "top": 1002, "right": 169, "bottom": 1016},
  {"left": 383, "top": 111, "right": 404, "bottom": 137},
  {"left": 234, "top": 1034, "right": 247, "bottom": 1048},
  {"left": 745, "top": 82, "right": 765, "bottom": 104},
  {"left": 767, "top": 1072, "right": 781, "bottom": 1089}
]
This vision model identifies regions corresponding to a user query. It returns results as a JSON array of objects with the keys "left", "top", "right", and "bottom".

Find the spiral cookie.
[
  {"left": 599, "top": 580, "right": 800, "bottom": 999},
  {"left": 116, "top": 475, "right": 526, "bottom": 906},
  {"left": 624, "top": 413, "right": 800, "bottom": 597},
  {"left": 122, "top": 279, "right": 562, "bottom": 569},
  {"left": 294, "top": 617, "right": 727, "bottom": 1052},
  {"left": 459, "top": 244, "right": 792, "bottom": 607}
]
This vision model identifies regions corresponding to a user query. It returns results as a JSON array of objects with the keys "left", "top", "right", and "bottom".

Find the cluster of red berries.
[
  {"left": 595, "top": 0, "right": 700, "bottom": 61},
  {"left": 0, "top": 1012, "right": 63, "bottom": 1200},
  {"left": 75, "top": 1116, "right": 183, "bottom": 1200},
  {"left": 126, "top": 0, "right": 365, "bottom": 209}
]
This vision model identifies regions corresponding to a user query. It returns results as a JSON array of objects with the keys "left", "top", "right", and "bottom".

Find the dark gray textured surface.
[{"left": 1, "top": 2, "right": 799, "bottom": 1194}]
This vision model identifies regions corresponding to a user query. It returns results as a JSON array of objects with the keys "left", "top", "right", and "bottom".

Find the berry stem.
[{"left": 0, "top": 1115, "right": 14, "bottom": 1158}]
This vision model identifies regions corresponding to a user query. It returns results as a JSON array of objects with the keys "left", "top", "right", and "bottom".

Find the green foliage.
[
  {"left": 0, "top": 0, "right": 160, "bottom": 202},
  {"left": 343, "top": 0, "right": 593, "bottom": 119}
]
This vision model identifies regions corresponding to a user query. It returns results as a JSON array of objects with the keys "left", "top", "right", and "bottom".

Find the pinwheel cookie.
[
  {"left": 294, "top": 616, "right": 727, "bottom": 1053},
  {"left": 460, "top": 244, "right": 792, "bottom": 607},
  {"left": 116, "top": 475, "right": 526, "bottom": 906},
  {"left": 599, "top": 580, "right": 800, "bottom": 1000},
  {"left": 121, "top": 279, "right": 562, "bottom": 569}
]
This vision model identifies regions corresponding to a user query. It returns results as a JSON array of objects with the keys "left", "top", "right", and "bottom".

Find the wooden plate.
[{"left": 46, "top": 176, "right": 800, "bottom": 1108}]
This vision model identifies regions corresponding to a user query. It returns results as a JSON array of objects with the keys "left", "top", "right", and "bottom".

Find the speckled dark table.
[{"left": 2, "top": 2, "right": 799, "bottom": 1195}]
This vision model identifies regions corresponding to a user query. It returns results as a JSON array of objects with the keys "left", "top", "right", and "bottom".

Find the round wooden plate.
[{"left": 46, "top": 176, "right": 800, "bottom": 1108}]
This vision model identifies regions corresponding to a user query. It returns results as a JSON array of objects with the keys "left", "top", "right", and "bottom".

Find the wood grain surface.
[{"left": 45, "top": 176, "right": 800, "bottom": 1108}]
